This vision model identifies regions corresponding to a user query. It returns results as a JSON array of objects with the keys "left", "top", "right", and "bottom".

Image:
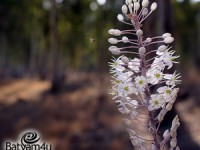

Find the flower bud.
[
  {"left": 163, "top": 129, "right": 169, "bottom": 139},
  {"left": 142, "top": 0, "right": 149, "bottom": 7},
  {"left": 164, "top": 37, "right": 174, "bottom": 44},
  {"left": 146, "top": 37, "right": 152, "bottom": 43},
  {"left": 122, "top": 36, "right": 129, "bottom": 43},
  {"left": 139, "top": 47, "right": 146, "bottom": 56},
  {"left": 134, "top": 2, "right": 140, "bottom": 11},
  {"left": 108, "top": 29, "right": 115, "bottom": 35},
  {"left": 122, "top": 5, "right": 128, "bottom": 14},
  {"left": 108, "top": 38, "right": 118, "bottom": 44},
  {"left": 136, "top": 29, "right": 143, "bottom": 36},
  {"left": 162, "top": 33, "right": 172, "bottom": 38},
  {"left": 151, "top": 2, "right": 157, "bottom": 11},
  {"left": 126, "top": 0, "right": 132, "bottom": 5},
  {"left": 142, "top": 8, "right": 148, "bottom": 16},
  {"left": 158, "top": 111, "right": 164, "bottom": 121},
  {"left": 170, "top": 137, "right": 177, "bottom": 148},
  {"left": 122, "top": 56, "right": 130, "bottom": 63},
  {"left": 117, "top": 14, "right": 124, "bottom": 21},
  {"left": 109, "top": 46, "right": 120, "bottom": 55},
  {"left": 158, "top": 45, "right": 167, "bottom": 52},
  {"left": 176, "top": 146, "right": 180, "bottom": 150},
  {"left": 113, "top": 29, "right": 122, "bottom": 36}
]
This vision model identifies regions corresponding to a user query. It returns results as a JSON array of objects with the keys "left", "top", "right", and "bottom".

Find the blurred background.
[{"left": 0, "top": 0, "right": 200, "bottom": 149}]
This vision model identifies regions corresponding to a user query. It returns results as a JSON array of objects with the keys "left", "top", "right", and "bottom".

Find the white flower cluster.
[{"left": 108, "top": 0, "right": 181, "bottom": 150}]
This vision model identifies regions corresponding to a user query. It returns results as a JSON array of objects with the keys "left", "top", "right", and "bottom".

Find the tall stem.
[{"left": 133, "top": 16, "right": 160, "bottom": 150}]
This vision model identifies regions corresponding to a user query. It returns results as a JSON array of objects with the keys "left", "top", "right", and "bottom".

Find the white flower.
[
  {"left": 148, "top": 94, "right": 165, "bottom": 111},
  {"left": 157, "top": 86, "right": 175, "bottom": 102},
  {"left": 147, "top": 69, "right": 163, "bottom": 85},
  {"left": 135, "top": 76, "right": 147, "bottom": 92},
  {"left": 164, "top": 72, "right": 181, "bottom": 87},
  {"left": 128, "top": 58, "right": 140, "bottom": 73},
  {"left": 109, "top": 57, "right": 125, "bottom": 73},
  {"left": 151, "top": 57, "right": 165, "bottom": 71}
]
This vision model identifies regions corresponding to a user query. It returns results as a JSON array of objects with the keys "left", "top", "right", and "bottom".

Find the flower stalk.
[{"left": 108, "top": 0, "right": 181, "bottom": 150}]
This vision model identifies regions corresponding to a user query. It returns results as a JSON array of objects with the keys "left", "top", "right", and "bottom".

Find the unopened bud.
[
  {"left": 163, "top": 129, "right": 169, "bottom": 139},
  {"left": 108, "top": 38, "right": 118, "bottom": 44},
  {"left": 164, "top": 37, "right": 174, "bottom": 44},
  {"left": 142, "top": 8, "right": 148, "bottom": 16},
  {"left": 122, "top": 5, "right": 128, "bottom": 14},
  {"left": 122, "top": 56, "right": 129, "bottom": 63},
  {"left": 109, "top": 46, "right": 120, "bottom": 55},
  {"left": 151, "top": 2, "right": 157, "bottom": 11},
  {"left": 108, "top": 29, "right": 115, "bottom": 35},
  {"left": 122, "top": 36, "right": 129, "bottom": 43},
  {"left": 139, "top": 47, "right": 146, "bottom": 56},
  {"left": 146, "top": 37, "right": 152, "bottom": 43},
  {"left": 162, "top": 33, "right": 172, "bottom": 38},
  {"left": 142, "top": 0, "right": 149, "bottom": 8},
  {"left": 136, "top": 29, "right": 143, "bottom": 36},
  {"left": 134, "top": 2, "right": 140, "bottom": 11},
  {"left": 170, "top": 137, "right": 177, "bottom": 148},
  {"left": 117, "top": 14, "right": 124, "bottom": 21},
  {"left": 126, "top": 0, "right": 132, "bottom": 5},
  {"left": 158, "top": 45, "right": 167, "bottom": 52}
]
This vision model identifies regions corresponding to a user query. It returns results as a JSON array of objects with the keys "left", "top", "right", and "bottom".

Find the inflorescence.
[{"left": 108, "top": 0, "right": 181, "bottom": 150}]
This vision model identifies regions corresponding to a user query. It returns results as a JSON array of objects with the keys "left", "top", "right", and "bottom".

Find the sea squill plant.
[{"left": 108, "top": 0, "right": 181, "bottom": 150}]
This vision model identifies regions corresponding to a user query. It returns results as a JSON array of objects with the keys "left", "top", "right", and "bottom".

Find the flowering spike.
[{"left": 107, "top": 0, "right": 181, "bottom": 149}]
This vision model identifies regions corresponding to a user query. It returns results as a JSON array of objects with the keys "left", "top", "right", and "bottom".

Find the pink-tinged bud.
[
  {"left": 142, "top": 8, "right": 148, "bottom": 16},
  {"left": 139, "top": 47, "right": 146, "bottom": 56},
  {"left": 122, "top": 5, "right": 128, "bottom": 14},
  {"left": 164, "top": 37, "right": 174, "bottom": 44},
  {"left": 122, "top": 36, "right": 129, "bottom": 43},
  {"left": 136, "top": 29, "right": 143, "bottom": 36},
  {"left": 108, "top": 46, "right": 120, "bottom": 55},
  {"left": 142, "top": 0, "right": 149, "bottom": 8},
  {"left": 162, "top": 33, "right": 172, "bottom": 38},
  {"left": 152, "top": 143, "right": 157, "bottom": 150},
  {"left": 134, "top": 2, "right": 140, "bottom": 11},
  {"left": 158, "top": 45, "right": 167, "bottom": 52},
  {"left": 176, "top": 146, "right": 180, "bottom": 150},
  {"left": 108, "top": 38, "right": 118, "bottom": 44},
  {"left": 151, "top": 2, "right": 157, "bottom": 11}
]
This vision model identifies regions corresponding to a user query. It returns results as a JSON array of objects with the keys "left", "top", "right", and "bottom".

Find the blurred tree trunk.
[{"left": 49, "top": 0, "right": 64, "bottom": 93}]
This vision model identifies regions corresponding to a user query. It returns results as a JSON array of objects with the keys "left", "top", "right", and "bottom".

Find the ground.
[{"left": 0, "top": 72, "right": 200, "bottom": 150}]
